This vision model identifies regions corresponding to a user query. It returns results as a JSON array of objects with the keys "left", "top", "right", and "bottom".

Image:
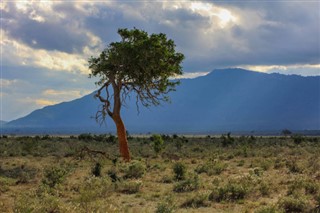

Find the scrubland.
[{"left": 0, "top": 134, "right": 319, "bottom": 212}]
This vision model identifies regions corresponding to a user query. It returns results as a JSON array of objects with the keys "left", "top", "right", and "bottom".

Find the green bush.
[
  {"left": 173, "top": 162, "right": 186, "bottom": 181},
  {"left": 209, "top": 181, "right": 249, "bottom": 202},
  {"left": 180, "top": 193, "right": 209, "bottom": 208},
  {"left": 173, "top": 175, "right": 199, "bottom": 193},
  {"left": 77, "top": 177, "right": 112, "bottom": 210},
  {"left": 42, "top": 166, "right": 68, "bottom": 188},
  {"left": 151, "top": 134, "right": 165, "bottom": 155},
  {"left": 195, "top": 160, "right": 227, "bottom": 176},
  {"left": 124, "top": 161, "right": 145, "bottom": 179},
  {"left": 155, "top": 197, "right": 175, "bottom": 213},
  {"left": 278, "top": 196, "right": 309, "bottom": 213}
]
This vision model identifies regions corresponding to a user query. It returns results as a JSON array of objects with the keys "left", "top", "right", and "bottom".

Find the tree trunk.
[{"left": 113, "top": 115, "right": 130, "bottom": 162}]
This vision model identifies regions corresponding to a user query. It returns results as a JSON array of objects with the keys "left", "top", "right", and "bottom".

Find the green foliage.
[
  {"left": 173, "top": 175, "right": 199, "bottom": 193},
  {"left": 155, "top": 196, "right": 175, "bottom": 213},
  {"left": 209, "top": 179, "right": 250, "bottom": 202},
  {"left": 89, "top": 28, "right": 185, "bottom": 109},
  {"left": 151, "top": 134, "right": 165, "bottom": 155},
  {"left": 173, "top": 162, "right": 186, "bottom": 181},
  {"left": 42, "top": 166, "right": 68, "bottom": 188},
  {"left": 181, "top": 193, "right": 209, "bottom": 208},
  {"left": 278, "top": 196, "right": 309, "bottom": 213},
  {"left": 117, "top": 180, "right": 142, "bottom": 194},
  {"left": 195, "top": 160, "right": 227, "bottom": 176},
  {"left": 286, "top": 160, "right": 304, "bottom": 173},
  {"left": 124, "top": 161, "right": 145, "bottom": 179},
  {"left": 77, "top": 177, "right": 112, "bottom": 211}
]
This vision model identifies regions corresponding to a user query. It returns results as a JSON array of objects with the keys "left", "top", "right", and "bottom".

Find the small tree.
[
  {"left": 89, "top": 28, "right": 184, "bottom": 161},
  {"left": 151, "top": 134, "right": 165, "bottom": 155}
]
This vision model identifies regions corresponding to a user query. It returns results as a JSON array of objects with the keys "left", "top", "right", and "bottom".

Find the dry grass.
[{"left": 0, "top": 135, "right": 319, "bottom": 212}]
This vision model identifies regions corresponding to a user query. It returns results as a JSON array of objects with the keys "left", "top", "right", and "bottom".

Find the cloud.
[
  {"left": 35, "top": 99, "right": 58, "bottom": 106},
  {"left": 2, "top": 31, "right": 90, "bottom": 74},
  {"left": 2, "top": 1, "right": 319, "bottom": 121}
]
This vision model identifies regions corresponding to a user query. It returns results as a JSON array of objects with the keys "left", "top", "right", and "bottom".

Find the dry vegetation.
[{"left": 0, "top": 134, "right": 319, "bottom": 212}]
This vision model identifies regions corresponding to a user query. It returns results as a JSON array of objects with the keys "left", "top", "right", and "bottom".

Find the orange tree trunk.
[{"left": 113, "top": 115, "right": 130, "bottom": 161}]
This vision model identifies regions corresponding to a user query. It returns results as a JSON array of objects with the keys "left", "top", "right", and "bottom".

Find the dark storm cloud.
[{"left": 2, "top": 2, "right": 95, "bottom": 53}]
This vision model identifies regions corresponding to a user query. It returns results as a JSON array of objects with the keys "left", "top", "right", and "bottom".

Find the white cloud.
[{"left": 2, "top": 30, "right": 89, "bottom": 74}]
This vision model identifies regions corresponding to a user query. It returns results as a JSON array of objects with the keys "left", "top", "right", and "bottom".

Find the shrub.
[
  {"left": 107, "top": 168, "right": 120, "bottom": 182},
  {"left": 78, "top": 133, "right": 94, "bottom": 141},
  {"left": 286, "top": 160, "right": 303, "bottom": 174},
  {"left": 209, "top": 181, "right": 249, "bottom": 202},
  {"left": 77, "top": 177, "right": 112, "bottom": 210},
  {"left": 117, "top": 180, "right": 142, "bottom": 194},
  {"left": 181, "top": 193, "right": 209, "bottom": 208},
  {"left": 195, "top": 160, "right": 227, "bottom": 176},
  {"left": 155, "top": 197, "right": 175, "bottom": 213},
  {"left": 259, "top": 181, "right": 272, "bottom": 196},
  {"left": 151, "top": 134, "right": 165, "bottom": 155},
  {"left": 42, "top": 166, "right": 68, "bottom": 188},
  {"left": 173, "top": 175, "right": 199, "bottom": 193},
  {"left": 304, "top": 180, "right": 319, "bottom": 195},
  {"left": 173, "top": 162, "right": 186, "bottom": 181},
  {"left": 291, "top": 135, "right": 304, "bottom": 145},
  {"left": 278, "top": 196, "right": 309, "bottom": 213},
  {"left": 124, "top": 161, "right": 145, "bottom": 179},
  {"left": 221, "top": 132, "right": 234, "bottom": 147},
  {"left": 91, "top": 162, "right": 102, "bottom": 177}
]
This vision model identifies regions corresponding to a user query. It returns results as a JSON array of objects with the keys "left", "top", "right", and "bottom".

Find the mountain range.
[{"left": 3, "top": 68, "right": 320, "bottom": 134}]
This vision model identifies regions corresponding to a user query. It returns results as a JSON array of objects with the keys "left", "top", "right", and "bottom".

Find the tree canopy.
[{"left": 88, "top": 28, "right": 184, "bottom": 161}]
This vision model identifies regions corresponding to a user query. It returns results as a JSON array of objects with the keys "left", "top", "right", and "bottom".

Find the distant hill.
[
  {"left": 0, "top": 120, "right": 7, "bottom": 125},
  {"left": 4, "top": 68, "right": 320, "bottom": 134}
]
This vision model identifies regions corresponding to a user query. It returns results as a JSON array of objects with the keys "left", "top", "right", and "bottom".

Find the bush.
[
  {"left": 221, "top": 132, "right": 234, "bottom": 147},
  {"left": 291, "top": 135, "right": 304, "bottom": 145},
  {"left": 77, "top": 177, "right": 112, "bottom": 210},
  {"left": 195, "top": 160, "right": 227, "bottom": 176},
  {"left": 155, "top": 197, "right": 175, "bottom": 213},
  {"left": 209, "top": 181, "right": 249, "bottom": 202},
  {"left": 173, "top": 175, "right": 199, "bottom": 193},
  {"left": 181, "top": 193, "right": 209, "bottom": 208},
  {"left": 286, "top": 160, "right": 303, "bottom": 173},
  {"left": 278, "top": 196, "right": 309, "bottom": 213},
  {"left": 173, "top": 162, "right": 186, "bottom": 181},
  {"left": 124, "top": 161, "right": 145, "bottom": 179},
  {"left": 107, "top": 168, "right": 120, "bottom": 182},
  {"left": 151, "top": 134, "right": 165, "bottom": 155},
  {"left": 42, "top": 166, "right": 68, "bottom": 188},
  {"left": 91, "top": 162, "right": 102, "bottom": 177},
  {"left": 117, "top": 180, "right": 142, "bottom": 194}
]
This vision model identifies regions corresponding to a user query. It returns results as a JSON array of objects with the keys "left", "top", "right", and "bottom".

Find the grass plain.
[{"left": 0, "top": 134, "right": 319, "bottom": 212}]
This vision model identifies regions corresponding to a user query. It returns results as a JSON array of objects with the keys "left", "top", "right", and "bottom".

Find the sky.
[{"left": 1, "top": 0, "right": 320, "bottom": 121}]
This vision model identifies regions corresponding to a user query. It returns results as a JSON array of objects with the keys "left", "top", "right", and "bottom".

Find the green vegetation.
[{"left": 0, "top": 135, "right": 319, "bottom": 212}]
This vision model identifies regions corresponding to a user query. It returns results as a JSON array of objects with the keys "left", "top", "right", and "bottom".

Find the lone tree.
[{"left": 88, "top": 28, "right": 184, "bottom": 161}]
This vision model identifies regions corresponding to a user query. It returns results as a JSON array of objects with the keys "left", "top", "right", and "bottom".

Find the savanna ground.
[{"left": 0, "top": 134, "right": 319, "bottom": 213}]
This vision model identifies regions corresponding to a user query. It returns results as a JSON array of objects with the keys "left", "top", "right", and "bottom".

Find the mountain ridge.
[{"left": 4, "top": 68, "right": 320, "bottom": 134}]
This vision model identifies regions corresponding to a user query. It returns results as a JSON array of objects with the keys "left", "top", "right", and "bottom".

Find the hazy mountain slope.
[
  {"left": 5, "top": 68, "right": 320, "bottom": 133},
  {"left": 0, "top": 120, "right": 7, "bottom": 125}
]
